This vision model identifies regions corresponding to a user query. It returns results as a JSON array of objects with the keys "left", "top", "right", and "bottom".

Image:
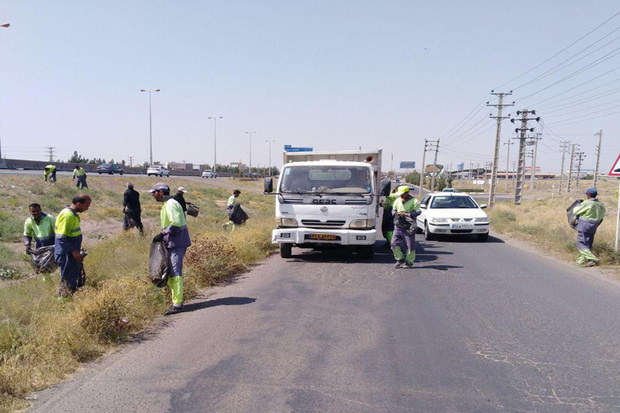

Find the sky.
[{"left": 1, "top": 0, "right": 620, "bottom": 174}]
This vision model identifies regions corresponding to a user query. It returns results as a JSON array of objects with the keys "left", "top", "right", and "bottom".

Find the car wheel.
[
  {"left": 98, "top": 172, "right": 102, "bottom": 174},
  {"left": 280, "top": 243, "right": 292, "bottom": 258},
  {"left": 120, "top": 172, "right": 123, "bottom": 175},
  {"left": 160, "top": 173, "right": 163, "bottom": 177},
  {"left": 477, "top": 233, "right": 489, "bottom": 242},
  {"left": 424, "top": 222, "right": 435, "bottom": 241}
]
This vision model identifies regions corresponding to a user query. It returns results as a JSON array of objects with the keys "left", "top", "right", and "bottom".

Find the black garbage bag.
[
  {"left": 229, "top": 204, "right": 249, "bottom": 225},
  {"left": 30, "top": 245, "right": 57, "bottom": 273},
  {"left": 148, "top": 241, "right": 170, "bottom": 288},
  {"left": 187, "top": 202, "right": 199, "bottom": 217},
  {"left": 566, "top": 199, "right": 583, "bottom": 230}
]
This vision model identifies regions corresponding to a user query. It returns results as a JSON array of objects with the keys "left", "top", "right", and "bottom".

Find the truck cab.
[{"left": 265, "top": 150, "right": 383, "bottom": 259}]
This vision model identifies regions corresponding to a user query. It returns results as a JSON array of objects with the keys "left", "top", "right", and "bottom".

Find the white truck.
[{"left": 264, "top": 150, "right": 388, "bottom": 259}]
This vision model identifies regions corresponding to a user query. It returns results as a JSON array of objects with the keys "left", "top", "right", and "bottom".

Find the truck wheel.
[
  {"left": 424, "top": 223, "right": 435, "bottom": 241},
  {"left": 280, "top": 243, "right": 292, "bottom": 258},
  {"left": 359, "top": 245, "right": 374, "bottom": 259}
]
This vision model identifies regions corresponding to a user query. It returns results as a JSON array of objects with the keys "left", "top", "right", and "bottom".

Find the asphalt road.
[{"left": 30, "top": 235, "right": 620, "bottom": 412}]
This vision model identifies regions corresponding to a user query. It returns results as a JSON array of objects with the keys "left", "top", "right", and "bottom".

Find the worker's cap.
[
  {"left": 395, "top": 185, "right": 410, "bottom": 196},
  {"left": 148, "top": 182, "right": 170, "bottom": 193},
  {"left": 177, "top": 186, "right": 187, "bottom": 193},
  {"left": 585, "top": 187, "right": 598, "bottom": 197}
]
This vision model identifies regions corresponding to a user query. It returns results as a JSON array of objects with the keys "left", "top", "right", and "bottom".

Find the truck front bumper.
[{"left": 272, "top": 228, "right": 377, "bottom": 246}]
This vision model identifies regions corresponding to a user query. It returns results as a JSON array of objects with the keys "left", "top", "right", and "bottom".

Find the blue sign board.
[
  {"left": 284, "top": 145, "right": 313, "bottom": 152},
  {"left": 399, "top": 161, "right": 416, "bottom": 169}
]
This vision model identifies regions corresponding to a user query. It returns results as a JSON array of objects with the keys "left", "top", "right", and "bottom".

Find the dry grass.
[
  {"left": 0, "top": 174, "right": 276, "bottom": 411},
  {"left": 488, "top": 177, "right": 620, "bottom": 268}
]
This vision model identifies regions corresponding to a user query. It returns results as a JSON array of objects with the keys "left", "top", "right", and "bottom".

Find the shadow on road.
[
  {"left": 182, "top": 296, "right": 257, "bottom": 313},
  {"left": 429, "top": 234, "right": 505, "bottom": 243}
]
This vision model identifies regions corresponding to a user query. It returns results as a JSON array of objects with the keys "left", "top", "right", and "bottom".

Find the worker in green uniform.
[
  {"left": 572, "top": 187, "right": 605, "bottom": 266},
  {"left": 223, "top": 189, "right": 241, "bottom": 231},
  {"left": 72, "top": 165, "right": 88, "bottom": 189},
  {"left": 24, "top": 203, "right": 56, "bottom": 281},
  {"left": 381, "top": 188, "right": 399, "bottom": 246},
  {"left": 55, "top": 194, "right": 91, "bottom": 299},
  {"left": 391, "top": 186, "right": 421, "bottom": 268},
  {"left": 150, "top": 182, "right": 191, "bottom": 314},
  {"left": 44, "top": 164, "right": 57, "bottom": 182}
]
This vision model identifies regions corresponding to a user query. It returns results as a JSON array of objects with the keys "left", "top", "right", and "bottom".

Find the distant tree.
[
  {"left": 68, "top": 151, "right": 87, "bottom": 164},
  {"left": 140, "top": 161, "right": 150, "bottom": 168},
  {"left": 405, "top": 171, "right": 421, "bottom": 185},
  {"left": 120, "top": 160, "right": 126, "bottom": 167}
]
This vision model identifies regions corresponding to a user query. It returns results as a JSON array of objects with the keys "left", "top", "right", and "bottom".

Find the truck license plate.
[
  {"left": 450, "top": 223, "right": 473, "bottom": 230},
  {"left": 306, "top": 234, "right": 339, "bottom": 241}
]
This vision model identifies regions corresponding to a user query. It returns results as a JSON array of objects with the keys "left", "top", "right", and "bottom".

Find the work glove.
[{"left": 153, "top": 233, "right": 165, "bottom": 243}]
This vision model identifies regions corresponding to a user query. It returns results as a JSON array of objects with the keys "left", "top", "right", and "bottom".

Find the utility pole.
[
  {"left": 575, "top": 150, "right": 586, "bottom": 189},
  {"left": 129, "top": 156, "right": 134, "bottom": 167},
  {"left": 419, "top": 140, "right": 428, "bottom": 190},
  {"left": 503, "top": 139, "right": 514, "bottom": 190},
  {"left": 510, "top": 109, "right": 540, "bottom": 205},
  {"left": 45, "top": 147, "right": 56, "bottom": 162},
  {"left": 593, "top": 129, "right": 603, "bottom": 188},
  {"left": 529, "top": 133, "right": 541, "bottom": 190},
  {"left": 430, "top": 139, "right": 440, "bottom": 191},
  {"left": 567, "top": 143, "right": 577, "bottom": 193},
  {"left": 487, "top": 91, "right": 514, "bottom": 208},
  {"left": 558, "top": 141, "right": 569, "bottom": 195}
]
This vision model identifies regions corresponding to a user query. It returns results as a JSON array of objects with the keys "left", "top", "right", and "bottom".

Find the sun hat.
[{"left": 177, "top": 187, "right": 187, "bottom": 193}]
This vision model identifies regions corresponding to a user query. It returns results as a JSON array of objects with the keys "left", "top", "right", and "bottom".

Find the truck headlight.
[
  {"left": 278, "top": 218, "right": 298, "bottom": 228},
  {"left": 430, "top": 217, "right": 447, "bottom": 223},
  {"left": 349, "top": 219, "right": 375, "bottom": 229}
]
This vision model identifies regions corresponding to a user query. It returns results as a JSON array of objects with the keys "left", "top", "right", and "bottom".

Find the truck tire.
[{"left": 280, "top": 243, "right": 292, "bottom": 258}]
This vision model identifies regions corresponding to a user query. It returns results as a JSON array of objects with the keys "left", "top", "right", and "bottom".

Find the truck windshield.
[{"left": 280, "top": 166, "right": 372, "bottom": 194}]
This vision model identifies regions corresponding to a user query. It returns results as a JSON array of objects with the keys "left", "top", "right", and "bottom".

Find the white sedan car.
[
  {"left": 416, "top": 193, "right": 490, "bottom": 241},
  {"left": 147, "top": 165, "right": 170, "bottom": 177}
]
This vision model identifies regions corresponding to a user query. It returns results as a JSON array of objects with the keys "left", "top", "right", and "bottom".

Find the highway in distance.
[{"left": 31, "top": 236, "right": 620, "bottom": 412}]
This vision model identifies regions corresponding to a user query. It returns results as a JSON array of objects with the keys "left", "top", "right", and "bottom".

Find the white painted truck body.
[{"left": 271, "top": 150, "right": 382, "bottom": 258}]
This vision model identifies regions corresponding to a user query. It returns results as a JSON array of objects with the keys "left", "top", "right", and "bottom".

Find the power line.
[{"left": 494, "top": 10, "right": 620, "bottom": 89}]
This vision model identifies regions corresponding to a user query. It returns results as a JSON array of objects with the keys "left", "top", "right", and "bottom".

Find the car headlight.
[
  {"left": 349, "top": 219, "right": 375, "bottom": 229},
  {"left": 278, "top": 218, "right": 298, "bottom": 228},
  {"left": 430, "top": 217, "right": 448, "bottom": 223},
  {"left": 475, "top": 218, "right": 489, "bottom": 223}
]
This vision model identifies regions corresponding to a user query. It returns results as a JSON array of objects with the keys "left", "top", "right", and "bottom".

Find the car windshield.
[
  {"left": 280, "top": 165, "right": 372, "bottom": 194},
  {"left": 430, "top": 196, "right": 478, "bottom": 209}
]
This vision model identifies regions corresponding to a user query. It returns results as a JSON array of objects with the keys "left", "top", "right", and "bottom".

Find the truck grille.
[{"left": 301, "top": 220, "right": 346, "bottom": 227}]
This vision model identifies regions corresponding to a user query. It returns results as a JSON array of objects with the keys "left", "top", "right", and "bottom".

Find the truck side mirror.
[
  {"left": 264, "top": 177, "right": 273, "bottom": 194},
  {"left": 380, "top": 179, "right": 391, "bottom": 197}
]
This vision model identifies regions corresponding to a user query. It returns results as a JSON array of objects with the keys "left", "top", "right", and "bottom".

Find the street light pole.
[
  {"left": 0, "top": 23, "right": 9, "bottom": 162},
  {"left": 265, "top": 139, "right": 275, "bottom": 177},
  {"left": 140, "top": 88, "right": 160, "bottom": 165},
  {"left": 209, "top": 116, "right": 223, "bottom": 173},
  {"left": 245, "top": 131, "right": 256, "bottom": 175}
]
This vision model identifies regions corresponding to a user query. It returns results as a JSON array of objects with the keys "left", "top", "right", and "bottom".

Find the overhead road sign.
[
  {"left": 608, "top": 154, "right": 620, "bottom": 176},
  {"left": 284, "top": 145, "right": 313, "bottom": 153},
  {"left": 399, "top": 161, "right": 416, "bottom": 169}
]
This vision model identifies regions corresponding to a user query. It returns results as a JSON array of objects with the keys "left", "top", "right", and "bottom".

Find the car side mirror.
[
  {"left": 380, "top": 179, "right": 391, "bottom": 197},
  {"left": 479, "top": 204, "right": 488, "bottom": 209},
  {"left": 420, "top": 204, "right": 427, "bottom": 209},
  {"left": 264, "top": 177, "right": 273, "bottom": 194}
]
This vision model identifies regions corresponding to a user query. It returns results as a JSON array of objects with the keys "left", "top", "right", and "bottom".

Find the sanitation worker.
[
  {"left": 149, "top": 182, "right": 191, "bottom": 314},
  {"left": 44, "top": 164, "right": 57, "bottom": 182},
  {"left": 223, "top": 189, "right": 241, "bottom": 230},
  {"left": 381, "top": 187, "right": 399, "bottom": 247},
  {"left": 572, "top": 187, "right": 605, "bottom": 266},
  {"left": 55, "top": 194, "right": 91, "bottom": 299},
  {"left": 391, "top": 186, "right": 421, "bottom": 268},
  {"left": 123, "top": 182, "right": 144, "bottom": 233},
  {"left": 24, "top": 203, "right": 56, "bottom": 281},
  {"left": 72, "top": 164, "right": 88, "bottom": 189},
  {"left": 173, "top": 187, "right": 188, "bottom": 215}
]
